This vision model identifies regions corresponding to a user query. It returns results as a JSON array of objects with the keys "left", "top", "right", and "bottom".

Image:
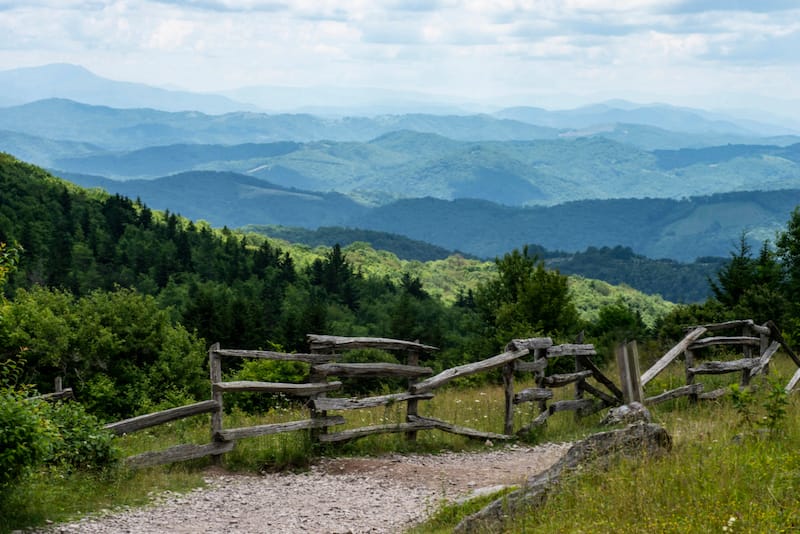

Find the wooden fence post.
[
  {"left": 209, "top": 343, "right": 224, "bottom": 465},
  {"left": 741, "top": 324, "right": 753, "bottom": 386},
  {"left": 406, "top": 345, "right": 421, "bottom": 442},
  {"left": 54, "top": 376, "right": 63, "bottom": 394},
  {"left": 616, "top": 340, "right": 643, "bottom": 404},
  {"left": 684, "top": 348, "right": 698, "bottom": 403},
  {"left": 503, "top": 362, "right": 515, "bottom": 435}
]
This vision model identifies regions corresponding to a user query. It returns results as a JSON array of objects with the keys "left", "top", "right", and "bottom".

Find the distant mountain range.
[
  {"left": 35, "top": 130, "right": 800, "bottom": 207},
  {"left": 0, "top": 63, "right": 254, "bottom": 114},
  {"left": 2, "top": 66, "right": 799, "bottom": 279},
  {"left": 58, "top": 169, "right": 799, "bottom": 263}
]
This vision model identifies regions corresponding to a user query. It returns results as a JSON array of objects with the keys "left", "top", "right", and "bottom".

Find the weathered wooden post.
[
  {"left": 54, "top": 376, "right": 63, "bottom": 394},
  {"left": 760, "top": 325, "right": 771, "bottom": 376},
  {"left": 741, "top": 323, "right": 753, "bottom": 386},
  {"left": 406, "top": 344, "right": 421, "bottom": 442},
  {"left": 308, "top": 345, "right": 330, "bottom": 446},
  {"left": 209, "top": 342, "right": 224, "bottom": 465},
  {"left": 502, "top": 362, "right": 515, "bottom": 435},
  {"left": 574, "top": 331, "right": 586, "bottom": 419},
  {"left": 684, "top": 347, "right": 698, "bottom": 403},
  {"left": 616, "top": 340, "right": 643, "bottom": 404}
]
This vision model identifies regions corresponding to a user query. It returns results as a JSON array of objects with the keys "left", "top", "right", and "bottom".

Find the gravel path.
[{"left": 38, "top": 442, "right": 569, "bottom": 534}]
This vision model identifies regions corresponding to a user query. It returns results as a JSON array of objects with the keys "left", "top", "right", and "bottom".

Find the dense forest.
[{"left": 3, "top": 153, "right": 800, "bottom": 425}]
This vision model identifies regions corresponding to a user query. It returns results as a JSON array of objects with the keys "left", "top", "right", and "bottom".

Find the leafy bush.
[
  {"left": 226, "top": 358, "right": 310, "bottom": 414},
  {"left": 45, "top": 401, "right": 120, "bottom": 471},
  {"left": 0, "top": 391, "right": 55, "bottom": 487}
]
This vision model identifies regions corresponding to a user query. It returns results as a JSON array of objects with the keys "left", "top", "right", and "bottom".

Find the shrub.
[
  {"left": 45, "top": 401, "right": 120, "bottom": 471},
  {"left": 226, "top": 358, "right": 310, "bottom": 414},
  {"left": 0, "top": 391, "right": 55, "bottom": 487}
]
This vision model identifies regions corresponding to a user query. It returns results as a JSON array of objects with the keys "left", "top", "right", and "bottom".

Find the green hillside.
[
  {"left": 38, "top": 132, "right": 800, "bottom": 210},
  {"left": 59, "top": 170, "right": 369, "bottom": 228},
  {"left": 351, "top": 191, "right": 800, "bottom": 262}
]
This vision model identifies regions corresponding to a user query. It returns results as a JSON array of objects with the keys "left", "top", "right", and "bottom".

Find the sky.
[{"left": 0, "top": 0, "right": 799, "bottom": 112}]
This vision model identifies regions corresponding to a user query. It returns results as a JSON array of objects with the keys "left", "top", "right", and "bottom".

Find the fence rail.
[
  {"left": 91, "top": 332, "right": 622, "bottom": 467},
  {"left": 39, "top": 318, "right": 800, "bottom": 469},
  {"left": 640, "top": 319, "right": 800, "bottom": 404}
]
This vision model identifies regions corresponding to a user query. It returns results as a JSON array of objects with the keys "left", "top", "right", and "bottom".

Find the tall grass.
[{"left": 413, "top": 359, "right": 800, "bottom": 533}]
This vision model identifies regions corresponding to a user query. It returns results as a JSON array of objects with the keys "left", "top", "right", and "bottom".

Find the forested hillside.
[
  {"left": 351, "top": 192, "right": 799, "bottom": 261},
  {"left": 0, "top": 154, "right": 675, "bottom": 420},
  {"left": 59, "top": 167, "right": 799, "bottom": 263}
]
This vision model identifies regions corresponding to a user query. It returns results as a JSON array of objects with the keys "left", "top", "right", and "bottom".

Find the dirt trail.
[{"left": 37, "top": 442, "right": 569, "bottom": 534}]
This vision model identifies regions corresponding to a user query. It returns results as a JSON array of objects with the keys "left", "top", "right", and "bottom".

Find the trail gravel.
[{"left": 34, "top": 442, "right": 569, "bottom": 534}]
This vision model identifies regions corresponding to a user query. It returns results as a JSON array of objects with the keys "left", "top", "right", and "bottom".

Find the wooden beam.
[
  {"left": 319, "top": 421, "right": 437, "bottom": 443},
  {"left": 411, "top": 348, "right": 530, "bottom": 393},
  {"left": 212, "top": 381, "right": 341, "bottom": 395},
  {"left": 548, "top": 399, "right": 595, "bottom": 414},
  {"left": 689, "top": 336, "right": 760, "bottom": 350},
  {"left": 542, "top": 370, "right": 593, "bottom": 388},
  {"left": 313, "top": 392, "right": 434, "bottom": 411},
  {"left": 578, "top": 355, "right": 624, "bottom": 401},
  {"left": 307, "top": 335, "right": 438, "bottom": 353},
  {"left": 311, "top": 362, "right": 432, "bottom": 378},
  {"left": 125, "top": 441, "right": 235, "bottom": 469},
  {"left": 786, "top": 367, "right": 800, "bottom": 393},
  {"left": 26, "top": 389, "right": 74, "bottom": 403},
  {"left": 546, "top": 344, "right": 597, "bottom": 358},
  {"left": 513, "top": 388, "right": 554, "bottom": 404},
  {"left": 700, "top": 320, "right": 770, "bottom": 336},
  {"left": 514, "top": 358, "right": 548, "bottom": 373},
  {"left": 644, "top": 384, "right": 704, "bottom": 406},
  {"left": 641, "top": 327, "right": 707, "bottom": 386},
  {"left": 750, "top": 341, "right": 781, "bottom": 377},
  {"left": 408, "top": 415, "right": 515, "bottom": 441},
  {"left": 688, "top": 358, "right": 760, "bottom": 375},
  {"left": 764, "top": 321, "right": 800, "bottom": 368},
  {"left": 213, "top": 348, "right": 336, "bottom": 364},
  {"left": 105, "top": 400, "right": 219, "bottom": 436},
  {"left": 216, "top": 416, "right": 345, "bottom": 441},
  {"left": 579, "top": 381, "right": 619, "bottom": 406},
  {"left": 505, "top": 337, "right": 553, "bottom": 352}
]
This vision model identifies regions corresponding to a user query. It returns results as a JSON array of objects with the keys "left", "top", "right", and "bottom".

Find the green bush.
[
  {"left": 45, "top": 401, "right": 120, "bottom": 471},
  {"left": 0, "top": 392, "right": 54, "bottom": 487},
  {"left": 226, "top": 358, "right": 310, "bottom": 414}
]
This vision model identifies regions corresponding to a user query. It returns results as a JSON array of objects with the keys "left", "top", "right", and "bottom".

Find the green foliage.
[
  {"left": 1, "top": 286, "right": 207, "bottom": 420},
  {"left": 44, "top": 401, "right": 120, "bottom": 471},
  {"left": 550, "top": 245, "right": 725, "bottom": 303},
  {"left": 0, "top": 391, "right": 55, "bottom": 488},
  {"left": 586, "top": 299, "right": 650, "bottom": 364},
  {"left": 730, "top": 379, "right": 789, "bottom": 437},
  {"left": 226, "top": 357, "right": 309, "bottom": 414},
  {"left": 246, "top": 225, "right": 457, "bottom": 262},
  {"left": 477, "top": 246, "right": 579, "bottom": 348}
]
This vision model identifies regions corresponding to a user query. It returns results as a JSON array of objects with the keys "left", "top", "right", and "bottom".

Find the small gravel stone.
[{"left": 28, "top": 442, "right": 569, "bottom": 534}]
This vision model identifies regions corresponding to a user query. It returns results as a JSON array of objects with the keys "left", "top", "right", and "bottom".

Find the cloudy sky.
[{"left": 0, "top": 0, "right": 798, "bottom": 111}]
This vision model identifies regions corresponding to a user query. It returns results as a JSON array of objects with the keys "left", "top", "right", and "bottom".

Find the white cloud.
[{"left": 0, "top": 0, "right": 797, "bottom": 109}]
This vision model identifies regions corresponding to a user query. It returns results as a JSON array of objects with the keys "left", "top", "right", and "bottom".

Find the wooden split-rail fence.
[
  {"left": 99, "top": 333, "right": 622, "bottom": 468},
  {"left": 38, "top": 319, "right": 800, "bottom": 468},
  {"left": 639, "top": 319, "right": 800, "bottom": 405}
]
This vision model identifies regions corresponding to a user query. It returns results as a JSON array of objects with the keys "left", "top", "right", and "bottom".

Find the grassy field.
[{"left": 2, "top": 355, "right": 800, "bottom": 533}]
